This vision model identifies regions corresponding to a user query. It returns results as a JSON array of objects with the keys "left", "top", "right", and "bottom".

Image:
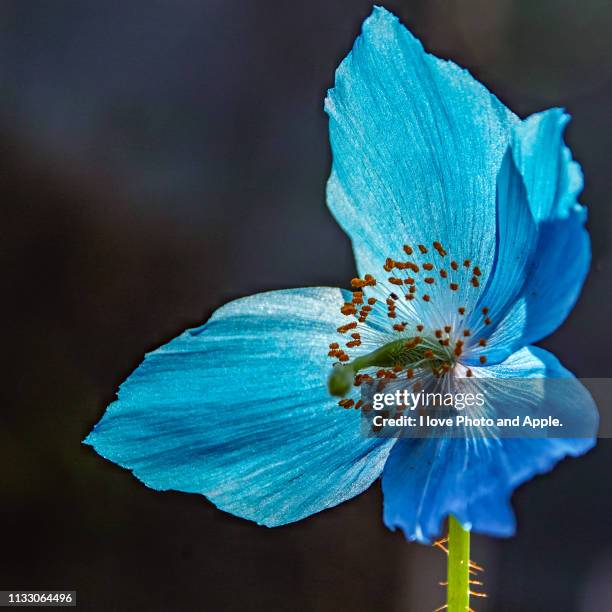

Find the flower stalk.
[{"left": 447, "top": 515, "right": 470, "bottom": 611}]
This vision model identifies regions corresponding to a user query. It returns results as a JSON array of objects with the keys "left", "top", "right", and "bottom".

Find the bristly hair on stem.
[{"left": 433, "top": 516, "right": 487, "bottom": 612}]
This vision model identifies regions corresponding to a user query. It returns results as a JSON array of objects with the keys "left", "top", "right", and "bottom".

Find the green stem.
[{"left": 447, "top": 515, "right": 470, "bottom": 612}]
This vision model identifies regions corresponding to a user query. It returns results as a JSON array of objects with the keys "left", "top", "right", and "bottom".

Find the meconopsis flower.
[{"left": 85, "top": 7, "right": 597, "bottom": 544}]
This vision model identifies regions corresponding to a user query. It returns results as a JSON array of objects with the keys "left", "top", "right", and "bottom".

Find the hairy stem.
[{"left": 447, "top": 515, "right": 470, "bottom": 611}]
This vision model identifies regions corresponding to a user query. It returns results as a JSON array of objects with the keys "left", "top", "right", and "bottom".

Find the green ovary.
[{"left": 327, "top": 336, "right": 453, "bottom": 397}]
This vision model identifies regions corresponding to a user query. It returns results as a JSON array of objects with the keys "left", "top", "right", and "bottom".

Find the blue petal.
[
  {"left": 381, "top": 346, "right": 596, "bottom": 543},
  {"left": 85, "top": 288, "right": 396, "bottom": 526},
  {"left": 325, "top": 6, "right": 517, "bottom": 317},
  {"left": 471, "top": 110, "right": 590, "bottom": 362},
  {"left": 464, "top": 149, "right": 538, "bottom": 363},
  {"left": 512, "top": 108, "right": 584, "bottom": 222}
]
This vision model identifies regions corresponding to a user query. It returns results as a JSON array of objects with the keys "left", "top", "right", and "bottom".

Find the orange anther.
[
  {"left": 416, "top": 325, "right": 424, "bottom": 332},
  {"left": 406, "top": 368, "right": 414, "bottom": 379},
  {"left": 389, "top": 277, "right": 403, "bottom": 286},
  {"left": 329, "top": 342, "right": 339, "bottom": 349},
  {"left": 435, "top": 329, "right": 442, "bottom": 338},
  {"left": 482, "top": 307, "right": 489, "bottom": 315},
  {"left": 418, "top": 244, "right": 428, "bottom": 254},
  {"left": 471, "top": 277, "right": 480, "bottom": 287},
  {"left": 404, "top": 336, "right": 422, "bottom": 349},
  {"left": 423, "top": 294, "right": 431, "bottom": 302},
  {"left": 450, "top": 283, "right": 459, "bottom": 291},
  {"left": 463, "top": 329, "right": 471, "bottom": 337},
  {"left": 458, "top": 307, "right": 466, "bottom": 315},
  {"left": 451, "top": 261, "right": 459, "bottom": 271},
  {"left": 432, "top": 241, "right": 447, "bottom": 256},
  {"left": 444, "top": 325, "right": 451, "bottom": 333},
  {"left": 479, "top": 338, "right": 487, "bottom": 347},
  {"left": 367, "top": 297, "right": 377, "bottom": 305},
  {"left": 424, "top": 277, "right": 435, "bottom": 284},
  {"left": 479, "top": 356, "right": 487, "bottom": 364},
  {"left": 466, "top": 368, "right": 473, "bottom": 377},
  {"left": 423, "top": 263, "right": 434, "bottom": 271},
  {"left": 463, "top": 259, "right": 471, "bottom": 268},
  {"left": 403, "top": 245, "right": 413, "bottom": 255},
  {"left": 484, "top": 317, "right": 492, "bottom": 325},
  {"left": 439, "top": 269, "right": 448, "bottom": 278},
  {"left": 473, "top": 266, "right": 481, "bottom": 277}
]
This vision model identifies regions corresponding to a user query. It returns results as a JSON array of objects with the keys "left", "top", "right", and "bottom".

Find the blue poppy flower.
[{"left": 85, "top": 6, "right": 597, "bottom": 543}]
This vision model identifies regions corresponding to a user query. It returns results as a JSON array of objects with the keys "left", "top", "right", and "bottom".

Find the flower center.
[
  {"left": 328, "top": 335, "right": 455, "bottom": 397},
  {"left": 327, "top": 241, "right": 494, "bottom": 407}
]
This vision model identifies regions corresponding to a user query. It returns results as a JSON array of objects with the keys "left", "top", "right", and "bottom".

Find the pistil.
[{"left": 328, "top": 336, "right": 452, "bottom": 397}]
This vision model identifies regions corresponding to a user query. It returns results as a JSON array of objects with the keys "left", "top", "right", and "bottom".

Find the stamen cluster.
[{"left": 327, "top": 241, "right": 495, "bottom": 409}]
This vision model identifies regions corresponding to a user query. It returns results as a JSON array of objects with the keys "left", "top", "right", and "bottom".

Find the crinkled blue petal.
[
  {"left": 513, "top": 108, "right": 585, "bottom": 222},
  {"left": 325, "top": 6, "right": 517, "bottom": 318},
  {"left": 85, "top": 288, "right": 396, "bottom": 526},
  {"left": 470, "top": 110, "right": 590, "bottom": 362},
  {"left": 381, "top": 346, "right": 596, "bottom": 543}
]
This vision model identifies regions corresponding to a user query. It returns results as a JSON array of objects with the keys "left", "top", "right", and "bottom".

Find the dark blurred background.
[{"left": 2, "top": 1, "right": 611, "bottom": 610}]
